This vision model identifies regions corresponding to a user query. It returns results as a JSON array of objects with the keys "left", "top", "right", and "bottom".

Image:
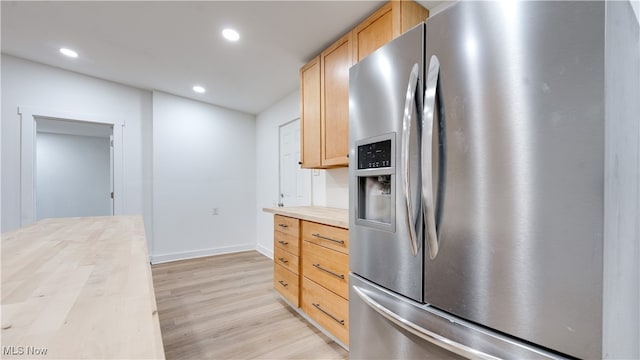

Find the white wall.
[
  {"left": 255, "top": 89, "right": 350, "bottom": 258},
  {"left": 631, "top": 0, "right": 639, "bottom": 22},
  {"left": 602, "top": 1, "right": 640, "bottom": 358},
  {"left": 1, "top": 54, "right": 2, "bottom": 234},
  {"left": 151, "top": 91, "right": 256, "bottom": 263},
  {"left": 1, "top": 55, "right": 152, "bottom": 239},
  {"left": 255, "top": 90, "right": 301, "bottom": 257},
  {"left": 2, "top": 56, "right": 258, "bottom": 262},
  {"left": 312, "top": 168, "right": 349, "bottom": 209},
  {"left": 36, "top": 132, "right": 111, "bottom": 220}
]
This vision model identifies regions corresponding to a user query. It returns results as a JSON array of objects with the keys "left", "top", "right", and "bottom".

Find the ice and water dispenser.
[{"left": 355, "top": 135, "right": 395, "bottom": 231}]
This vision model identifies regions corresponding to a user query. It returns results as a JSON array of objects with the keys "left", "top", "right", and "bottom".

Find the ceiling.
[{"left": 1, "top": 1, "right": 445, "bottom": 115}]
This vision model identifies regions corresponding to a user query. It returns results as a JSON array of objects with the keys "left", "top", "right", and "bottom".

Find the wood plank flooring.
[{"left": 151, "top": 251, "right": 349, "bottom": 359}]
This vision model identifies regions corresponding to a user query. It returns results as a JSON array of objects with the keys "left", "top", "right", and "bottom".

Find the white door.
[
  {"left": 109, "top": 134, "right": 114, "bottom": 215},
  {"left": 279, "top": 119, "right": 311, "bottom": 207}
]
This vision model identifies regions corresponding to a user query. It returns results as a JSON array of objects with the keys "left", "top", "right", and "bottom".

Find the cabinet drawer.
[
  {"left": 302, "top": 277, "right": 349, "bottom": 345},
  {"left": 302, "top": 221, "right": 349, "bottom": 254},
  {"left": 274, "top": 215, "right": 300, "bottom": 237},
  {"left": 302, "top": 240, "right": 349, "bottom": 299},
  {"left": 274, "top": 246, "right": 299, "bottom": 275},
  {"left": 274, "top": 263, "right": 299, "bottom": 307},
  {"left": 274, "top": 230, "right": 299, "bottom": 256}
]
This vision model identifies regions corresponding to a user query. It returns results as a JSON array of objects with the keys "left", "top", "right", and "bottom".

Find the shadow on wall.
[{"left": 312, "top": 168, "right": 348, "bottom": 209}]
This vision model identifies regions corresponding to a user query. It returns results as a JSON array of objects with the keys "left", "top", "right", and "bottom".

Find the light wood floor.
[{"left": 151, "top": 251, "right": 349, "bottom": 359}]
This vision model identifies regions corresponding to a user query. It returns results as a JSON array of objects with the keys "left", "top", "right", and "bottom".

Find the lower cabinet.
[
  {"left": 272, "top": 215, "right": 350, "bottom": 347},
  {"left": 274, "top": 261, "right": 299, "bottom": 307},
  {"left": 273, "top": 215, "right": 301, "bottom": 307}
]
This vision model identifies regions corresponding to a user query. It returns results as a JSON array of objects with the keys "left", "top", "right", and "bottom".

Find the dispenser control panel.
[{"left": 358, "top": 139, "right": 392, "bottom": 169}]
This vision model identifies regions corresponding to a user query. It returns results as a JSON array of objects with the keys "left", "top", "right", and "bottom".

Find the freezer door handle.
[
  {"left": 422, "top": 55, "right": 441, "bottom": 260},
  {"left": 353, "top": 285, "right": 500, "bottom": 360},
  {"left": 401, "top": 63, "right": 421, "bottom": 256}
]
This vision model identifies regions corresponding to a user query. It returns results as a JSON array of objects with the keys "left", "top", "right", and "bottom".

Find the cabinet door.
[
  {"left": 300, "top": 57, "right": 321, "bottom": 168},
  {"left": 320, "top": 32, "right": 352, "bottom": 168},
  {"left": 396, "top": 0, "right": 430, "bottom": 34},
  {"left": 353, "top": 1, "right": 429, "bottom": 63},
  {"left": 353, "top": 2, "right": 393, "bottom": 62}
]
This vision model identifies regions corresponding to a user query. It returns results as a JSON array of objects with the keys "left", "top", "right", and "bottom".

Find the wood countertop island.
[{"left": 1, "top": 216, "right": 164, "bottom": 359}]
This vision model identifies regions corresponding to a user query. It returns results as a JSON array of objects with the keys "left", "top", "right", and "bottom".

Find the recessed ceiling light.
[
  {"left": 222, "top": 28, "right": 240, "bottom": 42},
  {"left": 59, "top": 48, "right": 78, "bottom": 58},
  {"left": 193, "top": 85, "right": 206, "bottom": 93}
]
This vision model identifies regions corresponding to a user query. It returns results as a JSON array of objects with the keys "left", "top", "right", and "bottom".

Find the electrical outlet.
[{"left": 212, "top": 208, "right": 219, "bottom": 215}]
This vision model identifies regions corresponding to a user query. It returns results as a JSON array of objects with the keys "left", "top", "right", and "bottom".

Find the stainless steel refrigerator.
[{"left": 349, "top": 2, "right": 616, "bottom": 358}]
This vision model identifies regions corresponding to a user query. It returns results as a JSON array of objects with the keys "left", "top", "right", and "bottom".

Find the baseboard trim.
[
  {"left": 150, "top": 243, "right": 255, "bottom": 264},
  {"left": 255, "top": 243, "right": 273, "bottom": 259}
]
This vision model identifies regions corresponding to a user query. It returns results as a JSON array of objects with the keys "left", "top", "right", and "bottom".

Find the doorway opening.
[
  {"left": 35, "top": 117, "right": 114, "bottom": 220},
  {"left": 19, "top": 106, "right": 124, "bottom": 227}
]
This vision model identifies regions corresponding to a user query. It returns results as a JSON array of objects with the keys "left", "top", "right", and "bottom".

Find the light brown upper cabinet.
[
  {"left": 320, "top": 32, "right": 353, "bottom": 168},
  {"left": 300, "top": 1, "right": 428, "bottom": 169},
  {"left": 353, "top": 1, "right": 429, "bottom": 62},
  {"left": 300, "top": 56, "right": 321, "bottom": 168}
]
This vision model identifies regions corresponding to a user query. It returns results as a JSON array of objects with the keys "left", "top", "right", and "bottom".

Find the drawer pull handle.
[
  {"left": 313, "top": 263, "right": 345, "bottom": 279},
  {"left": 312, "top": 303, "right": 345, "bottom": 326},
  {"left": 278, "top": 280, "right": 288, "bottom": 287},
  {"left": 278, "top": 240, "right": 289, "bottom": 245},
  {"left": 278, "top": 257, "right": 289, "bottom": 264},
  {"left": 278, "top": 223, "right": 289, "bottom": 228},
  {"left": 311, "top": 233, "right": 345, "bottom": 245}
]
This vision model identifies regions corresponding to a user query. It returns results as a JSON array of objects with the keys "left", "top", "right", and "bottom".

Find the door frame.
[{"left": 19, "top": 106, "right": 124, "bottom": 226}]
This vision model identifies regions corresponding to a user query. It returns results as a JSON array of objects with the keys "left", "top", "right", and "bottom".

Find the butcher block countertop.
[
  {"left": 1, "top": 216, "right": 164, "bottom": 359},
  {"left": 263, "top": 206, "right": 349, "bottom": 229}
]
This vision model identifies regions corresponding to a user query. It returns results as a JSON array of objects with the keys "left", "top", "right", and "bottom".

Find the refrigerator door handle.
[
  {"left": 401, "top": 63, "right": 421, "bottom": 256},
  {"left": 353, "top": 285, "right": 500, "bottom": 360},
  {"left": 422, "top": 55, "right": 440, "bottom": 260}
]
